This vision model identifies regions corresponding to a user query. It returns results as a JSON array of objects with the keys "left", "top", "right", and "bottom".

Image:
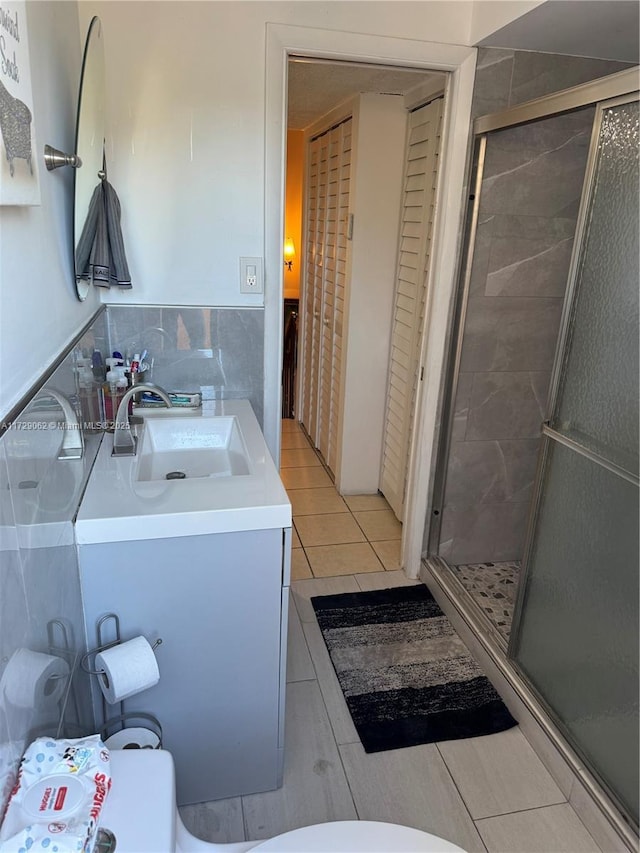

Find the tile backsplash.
[{"left": 105, "top": 306, "right": 265, "bottom": 426}]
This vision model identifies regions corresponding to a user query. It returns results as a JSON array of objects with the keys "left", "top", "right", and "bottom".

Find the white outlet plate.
[{"left": 239, "top": 257, "right": 264, "bottom": 294}]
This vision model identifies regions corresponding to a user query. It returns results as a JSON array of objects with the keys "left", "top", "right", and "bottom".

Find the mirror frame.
[{"left": 73, "top": 16, "right": 106, "bottom": 302}]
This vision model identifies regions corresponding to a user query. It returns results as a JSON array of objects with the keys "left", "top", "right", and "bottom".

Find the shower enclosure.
[{"left": 426, "top": 70, "right": 638, "bottom": 837}]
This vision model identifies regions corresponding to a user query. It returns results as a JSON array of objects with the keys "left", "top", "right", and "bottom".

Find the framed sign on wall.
[{"left": 0, "top": 1, "right": 40, "bottom": 205}]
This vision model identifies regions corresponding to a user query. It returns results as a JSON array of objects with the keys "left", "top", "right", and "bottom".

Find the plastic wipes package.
[{"left": 0, "top": 735, "right": 111, "bottom": 853}]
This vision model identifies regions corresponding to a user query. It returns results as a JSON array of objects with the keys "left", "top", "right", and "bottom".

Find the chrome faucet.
[
  {"left": 112, "top": 383, "right": 172, "bottom": 457},
  {"left": 37, "top": 388, "right": 84, "bottom": 460}
]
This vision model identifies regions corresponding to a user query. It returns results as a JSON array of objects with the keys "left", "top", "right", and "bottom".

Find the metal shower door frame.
[
  {"left": 508, "top": 88, "right": 640, "bottom": 658},
  {"left": 426, "top": 67, "right": 640, "bottom": 561}
]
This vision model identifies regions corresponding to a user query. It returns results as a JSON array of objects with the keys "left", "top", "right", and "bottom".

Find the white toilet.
[{"left": 100, "top": 750, "right": 468, "bottom": 852}]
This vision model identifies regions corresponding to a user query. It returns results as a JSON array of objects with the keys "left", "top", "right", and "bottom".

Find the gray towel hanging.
[{"left": 75, "top": 179, "right": 132, "bottom": 289}]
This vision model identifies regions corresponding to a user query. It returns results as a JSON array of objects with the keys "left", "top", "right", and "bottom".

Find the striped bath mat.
[{"left": 311, "top": 584, "right": 517, "bottom": 752}]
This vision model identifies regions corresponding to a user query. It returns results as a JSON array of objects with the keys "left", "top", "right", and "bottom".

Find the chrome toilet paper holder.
[
  {"left": 81, "top": 613, "right": 163, "bottom": 677},
  {"left": 81, "top": 613, "right": 163, "bottom": 748}
]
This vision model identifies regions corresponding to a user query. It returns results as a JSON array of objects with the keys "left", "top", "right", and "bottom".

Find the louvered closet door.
[
  {"left": 301, "top": 134, "right": 325, "bottom": 438},
  {"left": 380, "top": 98, "right": 444, "bottom": 519},
  {"left": 327, "top": 121, "right": 351, "bottom": 474},
  {"left": 317, "top": 121, "right": 351, "bottom": 472},
  {"left": 301, "top": 119, "right": 352, "bottom": 475}
]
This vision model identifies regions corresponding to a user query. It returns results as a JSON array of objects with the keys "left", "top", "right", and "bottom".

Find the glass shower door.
[{"left": 509, "top": 97, "right": 639, "bottom": 826}]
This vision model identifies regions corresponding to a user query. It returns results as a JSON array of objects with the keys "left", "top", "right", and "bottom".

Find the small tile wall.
[
  {"left": 105, "top": 306, "right": 265, "bottom": 426},
  {"left": 0, "top": 310, "right": 108, "bottom": 814},
  {"left": 472, "top": 48, "right": 630, "bottom": 119}
]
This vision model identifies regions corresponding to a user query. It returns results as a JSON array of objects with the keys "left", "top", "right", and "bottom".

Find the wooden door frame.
[{"left": 265, "top": 23, "right": 476, "bottom": 578}]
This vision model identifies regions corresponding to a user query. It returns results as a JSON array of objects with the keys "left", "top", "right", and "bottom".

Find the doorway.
[
  {"left": 283, "top": 58, "right": 446, "bottom": 503},
  {"left": 264, "top": 24, "right": 477, "bottom": 578}
]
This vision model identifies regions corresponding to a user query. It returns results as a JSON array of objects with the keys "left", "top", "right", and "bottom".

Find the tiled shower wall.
[
  {"left": 471, "top": 48, "right": 630, "bottom": 118},
  {"left": 439, "top": 107, "right": 596, "bottom": 565},
  {"left": 105, "top": 306, "right": 265, "bottom": 426},
  {"left": 436, "top": 45, "right": 629, "bottom": 566}
]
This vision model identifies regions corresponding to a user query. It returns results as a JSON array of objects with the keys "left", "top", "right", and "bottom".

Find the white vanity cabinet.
[
  {"left": 78, "top": 527, "right": 291, "bottom": 805},
  {"left": 75, "top": 401, "right": 291, "bottom": 806}
]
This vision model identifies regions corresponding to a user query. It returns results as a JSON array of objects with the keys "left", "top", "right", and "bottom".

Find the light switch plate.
[{"left": 239, "top": 257, "right": 264, "bottom": 294}]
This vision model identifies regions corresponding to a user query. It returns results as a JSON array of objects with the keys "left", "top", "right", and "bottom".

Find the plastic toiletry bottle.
[
  {"left": 92, "top": 349, "right": 105, "bottom": 381},
  {"left": 104, "top": 370, "right": 125, "bottom": 424}
]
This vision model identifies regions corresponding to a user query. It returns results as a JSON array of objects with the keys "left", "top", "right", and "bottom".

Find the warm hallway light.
[{"left": 284, "top": 236, "right": 295, "bottom": 271}]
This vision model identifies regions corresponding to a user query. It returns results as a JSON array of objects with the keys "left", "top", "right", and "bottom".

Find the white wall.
[
  {"left": 469, "top": 1, "right": 544, "bottom": 45},
  {"left": 0, "top": 1, "right": 94, "bottom": 419},
  {"left": 79, "top": 1, "right": 475, "bottom": 311},
  {"left": 0, "top": 1, "right": 542, "bottom": 420},
  {"left": 339, "top": 94, "right": 406, "bottom": 494}
]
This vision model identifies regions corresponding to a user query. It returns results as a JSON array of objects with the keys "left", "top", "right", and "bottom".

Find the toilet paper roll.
[
  {"left": 104, "top": 727, "right": 161, "bottom": 750},
  {"left": 0, "top": 648, "right": 70, "bottom": 709},
  {"left": 95, "top": 636, "right": 160, "bottom": 704}
]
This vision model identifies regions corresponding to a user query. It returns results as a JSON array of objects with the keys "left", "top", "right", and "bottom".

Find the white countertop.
[{"left": 75, "top": 400, "right": 291, "bottom": 545}]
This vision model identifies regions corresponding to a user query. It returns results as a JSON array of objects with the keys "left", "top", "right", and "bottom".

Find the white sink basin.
[
  {"left": 75, "top": 400, "right": 291, "bottom": 544},
  {"left": 137, "top": 416, "right": 250, "bottom": 481}
]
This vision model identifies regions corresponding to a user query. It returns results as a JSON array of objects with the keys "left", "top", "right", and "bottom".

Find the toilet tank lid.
[{"left": 99, "top": 749, "right": 176, "bottom": 853}]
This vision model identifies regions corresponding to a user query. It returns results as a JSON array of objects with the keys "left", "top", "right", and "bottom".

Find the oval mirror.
[{"left": 73, "top": 17, "right": 105, "bottom": 301}]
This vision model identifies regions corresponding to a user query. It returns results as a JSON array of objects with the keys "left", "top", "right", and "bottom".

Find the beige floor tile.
[
  {"left": 371, "top": 539, "right": 402, "bottom": 570},
  {"left": 286, "top": 600, "right": 315, "bottom": 683},
  {"left": 291, "top": 575, "right": 360, "bottom": 623},
  {"left": 242, "top": 681, "right": 357, "bottom": 840},
  {"left": 280, "top": 448, "right": 321, "bottom": 468},
  {"left": 569, "top": 776, "right": 628, "bottom": 853},
  {"left": 353, "top": 508, "right": 402, "bottom": 541},
  {"left": 475, "top": 803, "right": 601, "bottom": 852},
  {"left": 437, "top": 727, "right": 566, "bottom": 819},
  {"left": 339, "top": 742, "right": 486, "bottom": 853},
  {"left": 280, "top": 466, "right": 333, "bottom": 490},
  {"left": 290, "top": 487, "right": 349, "bottom": 516},
  {"left": 301, "top": 620, "right": 360, "bottom": 745},
  {"left": 355, "top": 570, "right": 422, "bottom": 591},
  {"left": 291, "top": 525, "right": 301, "bottom": 549},
  {"left": 306, "top": 542, "right": 383, "bottom": 577},
  {"left": 281, "top": 432, "right": 311, "bottom": 450},
  {"left": 290, "top": 549, "right": 312, "bottom": 581},
  {"left": 179, "top": 796, "right": 245, "bottom": 844},
  {"left": 344, "top": 493, "right": 391, "bottom": 512},
  {"left": 295, "top": 513, "right": 366, "bottom": 547},
  {"left": 281, "top": 418, "right": 303, "bottom": 432}
]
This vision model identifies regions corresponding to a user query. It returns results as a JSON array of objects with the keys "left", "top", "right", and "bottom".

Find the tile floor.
[
  {"left": 179, "top": 420, "right": 605, "bottom": 852},
  {"left": 280, "top": 418, "right": 403, "bottom": 581},
  {"left": 450, "top": 561, "right": 521, "bottom": 641}
]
